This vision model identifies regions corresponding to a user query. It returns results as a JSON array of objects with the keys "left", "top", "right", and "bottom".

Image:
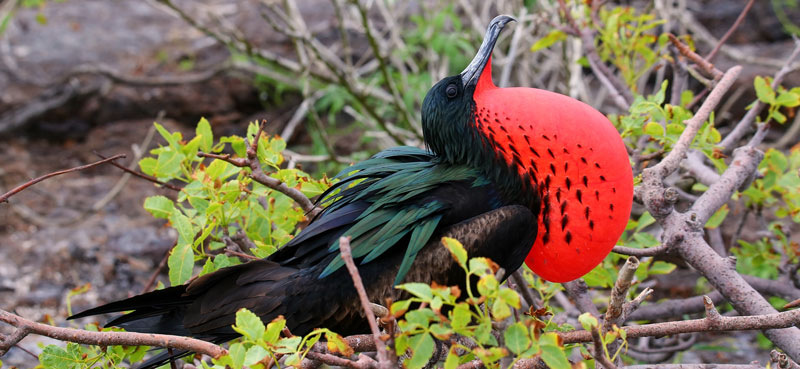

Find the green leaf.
[
  {"left": 754, "top": 76, "right": 775, "bottom": 104},
  {"left": 444, "top": 347, "right": 459, "bottom": 369},
  {"left": 649, "top": 261, "right": 677, "bottom": 275},
  {"left": 244, "top": 346, "right": 270, "bottom": 366},
  {"left": 450, "top": 303, "right": 471, "bottom": 330},
  {"left": 154, "top": 122, "right": 181, "bottom": 149},
  {"left": 264, "top": 317, "right": 286, "bottom": 343},
  {"left": 168, "top": 242, "right": 194, "bottom": 285},
  {"left": 397, "top": 282, "right": 433, "bottom": 300},
  {"left": 170, "top": 208, "right": 195, "bottom": 245},
  {"left": 138, "top": 157, "right": 157, "bottom": 176},
  {"left": 504, "top": 322, "right": 531, "bottom": 355},
  {"left": 643, "top": 122, "right": 663, "bottom": 136},
  {"left": 499, "top": 288, "right": 521, "bottom": 308},
  {"left": 705, "top": 204, "right": 729, "bottom": 229},
  {"left": 325, "top": 331, "right": 354, "bottom": 356},
  {"left": 404, "top": 333, "right": 435, "bottom": 369},
  {"left": 442, "top": 237, "right": 467, "bottom": 268},
  {"left": 775, "top": 91, "right": 800, "bottom": 107},
  {"left": 196, "top": 117, "right": 214, "bottom": 152},
  {"left": 228, "top": 342, "right": 246, "bottom": 369},
  {"left": 233, "top": 308, "right": 266, "bottom": 341},
  {"left": 578, "top": 312, "right": 599, "bottom": 331},
  {"left": 531, "top": 30, "right": 566, "bottom": 51},
  {"left": 39, "top": 345, "right": 81, "bottom": 369},
  {"left": 491, "top": 298, "right": 511, "bottom": 320},
  {"left": 143, "top": 195, "right": 174, "bottom": 219},
  {"left": 429, "top": 323, "right": 453, "bottom": 340},
  {"left": 539, "top": 333, "right": 570, "bottom": 369}
]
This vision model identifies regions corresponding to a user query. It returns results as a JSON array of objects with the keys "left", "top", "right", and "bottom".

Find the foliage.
[
  {"left": 592, "top": 6, "right": 668, "bottom": 90},
  {"left": 37, "top": 326, "right": 148, "bottom": 369},
  {"left": 138, "top": 120, "right": 330, "bottom": 285}
]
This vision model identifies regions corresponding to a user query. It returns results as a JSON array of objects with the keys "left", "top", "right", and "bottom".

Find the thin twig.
[
  {"left": 95, "top": 151, "right": 182, "bottom": 192},
  {"left": 338, "top": 236, "right": 392, "bottom": 369},
  {"left": 591, "top": 326, "right": 618, "bottom": 369},
  {"left": 0, "top": 154, "right": 126, "bottom": 203},
  {"left": 668, "top": 34, "right": 723, "bottom": 79},
  {"left": 704, "top": 0, "right": 756, "bottom": 62}
]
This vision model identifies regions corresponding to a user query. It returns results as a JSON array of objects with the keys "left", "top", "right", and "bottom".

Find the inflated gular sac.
[{"left": 471, "top": 60, "right": 633, "bottom": 282}]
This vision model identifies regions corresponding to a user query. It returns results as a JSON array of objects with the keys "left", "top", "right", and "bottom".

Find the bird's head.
[{"left": 421, "top": 15, "right": 634, "bottom": 283}]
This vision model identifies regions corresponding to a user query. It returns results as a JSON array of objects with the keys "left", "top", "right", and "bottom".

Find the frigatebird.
[{"left": 71, "top": 15, "right": 633, "bottom": 368}]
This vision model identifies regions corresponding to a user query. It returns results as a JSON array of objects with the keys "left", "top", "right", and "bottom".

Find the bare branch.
[
  {"left": 603, "top": 257, "right": 639, "bottom": 332},
  {"left": 704, "top": 0, "right": 755, "bottom": 62},
  {"left": 591, "top": 326, "right": 618, "bottom": 369},
  {"left": 612, "top": 244, "right": 669, "bottom": 257},
  {"left": 0, "top": 154, "right": 126, "bottom": 203},
  {"left": 560, "top": 298, "right": 800, "bottom": 344},
  {"left": 0, "top": 309, "right": 226, "bottom": 359},
  {"left": 94, "top": 151, "right": 182, "bottom": 192},
  {"left": 668, "top": 34, "right": 723, "bottom": 79},
  {"left": 338, "top": 236, "right": 392, "bottom": 369}
]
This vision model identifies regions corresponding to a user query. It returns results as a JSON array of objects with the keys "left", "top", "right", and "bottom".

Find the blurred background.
[{"left": 1, "top": 0, "right": 799, "bottom": 367}]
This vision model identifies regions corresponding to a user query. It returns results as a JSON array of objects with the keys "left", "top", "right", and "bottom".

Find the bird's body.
[{"left": 71, "top": 15, "right": 633, "bottom": 368}]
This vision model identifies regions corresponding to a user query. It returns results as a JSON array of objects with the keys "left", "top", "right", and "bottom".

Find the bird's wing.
[{"left": 269, "top": 146, "right": 497, "bottom": 284}]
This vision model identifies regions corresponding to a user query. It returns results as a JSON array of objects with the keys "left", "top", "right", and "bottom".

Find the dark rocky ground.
[{"left": 0, "top": 0, "right": 798, "bottom": 367}]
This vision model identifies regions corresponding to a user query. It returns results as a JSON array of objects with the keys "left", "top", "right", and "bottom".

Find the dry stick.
[
  {"left": 0, "top": 309, "right": 226, "bottom": 359},
  {"left": 602, "top": 257, "right": 639, "bottom": 333},
  {"left": 305, "top": 351, "right": 378, "bottom": 369},
  {"left": 92, "top": 118, "right": 160, "bottom": 211},
  {"left": 95, "top": 151, "right": 181, "bottom": 191},
  {"left": 630, "top": 274, "right": 800, "bottom": 321},
  {"left": 559, "top": 296, "right": 800, "bottom": 344},
  {"left": 353, "top": 0, "right": 420, "bottom": 135},
  {"left": 624, "top": 365, "right": 762, "bottom": 369},
  {"left": 141, "top": 248, "right": 171, "bottom": 294},
  {"left": 612, "top": 244, "right": 668, "bottom": 257},
  {"left": 511, "top": 269, "right": 538, "bottom": 310},
  {"left": 338, "top": 236, "right": 392, "bottom": 369},
  {"left": 668, "top": 34, "right": 723, "bottom": 79},
  {"left": 564, "top": 280, "right": 601, "bottom": 316},
  {"left": 772, "top": 349, "right": 800, "bottom": 369},
  {"left": 0, "top": 154, "right": 126, "bottom": 203},
  {"left": 704, "top": 0, "right": 756, "bottom": 62},
  {"left": 591, "top": 328, "right": 618, "bottom": 369}
]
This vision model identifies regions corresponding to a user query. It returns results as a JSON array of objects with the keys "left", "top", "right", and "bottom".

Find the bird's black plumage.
[{"left": 69, "top": 15, "right": 539, "bottom": 369}]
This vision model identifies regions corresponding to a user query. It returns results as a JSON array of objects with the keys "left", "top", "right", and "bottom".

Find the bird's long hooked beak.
[{"left": 461, "top": 15, "right": 516, "bottom": 88}]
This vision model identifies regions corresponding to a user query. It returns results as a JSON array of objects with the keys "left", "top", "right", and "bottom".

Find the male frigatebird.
[{"left": 71, "top": 15, "right": 633, "bottom": 368}]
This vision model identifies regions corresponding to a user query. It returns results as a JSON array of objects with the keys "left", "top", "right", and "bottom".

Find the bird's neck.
[{"left": 431, "top": 106, "right": 540, "bottom": 212}]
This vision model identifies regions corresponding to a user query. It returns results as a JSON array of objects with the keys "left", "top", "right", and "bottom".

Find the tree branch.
[
  {"left": 338, "top": 236, "right": 392, "bottom": 369},
  {"left": 0, "top": 309, "right": 227, "bottom": 359},
  {"left": 560, "top": 297, "right": 800, "bottom": 344},
  {"left": 0, "top": 154, "right": 126, "bottom": 203}
]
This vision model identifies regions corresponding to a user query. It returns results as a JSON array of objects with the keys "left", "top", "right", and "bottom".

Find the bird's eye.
[{"left": 445, "top": 84, "right": 458, "bottom": 98}]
